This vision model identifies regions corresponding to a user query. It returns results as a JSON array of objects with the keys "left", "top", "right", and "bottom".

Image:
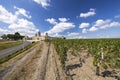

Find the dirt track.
[{"left": 0, "top": 42, "right": 65, "bottom": 80}]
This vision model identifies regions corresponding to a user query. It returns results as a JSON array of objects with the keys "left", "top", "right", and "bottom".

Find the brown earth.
[{"left": 65, "top": 49, "right": 119, "bottom": 80}]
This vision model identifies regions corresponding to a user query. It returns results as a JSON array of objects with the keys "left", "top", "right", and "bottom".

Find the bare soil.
[{"left": 65, "top": 49, "right": 119, "bottom": 80}]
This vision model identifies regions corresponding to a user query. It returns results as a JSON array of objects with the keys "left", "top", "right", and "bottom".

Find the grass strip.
[
  {"left": 0, "top": 42, "right": 38, "bottom": 64},
  {"left": 0, "top": 41, "right": 23, "bottom": 51}
]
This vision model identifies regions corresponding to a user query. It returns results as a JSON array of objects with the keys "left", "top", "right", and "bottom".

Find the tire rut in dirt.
[
  {"left": 38, "top": 42, "right": 50, "bottom": 80},
  {"left": 44, "top": 43, "right": 61, "bottom": 80}
]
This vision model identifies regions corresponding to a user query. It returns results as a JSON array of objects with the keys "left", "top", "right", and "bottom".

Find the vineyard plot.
[{"left": 52, "top": 39, "right": 120, "bottom": 80}]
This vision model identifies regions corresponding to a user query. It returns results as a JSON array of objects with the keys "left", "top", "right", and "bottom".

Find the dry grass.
[{"left": 0, "top": 41, "right": 22, "bottom": 50}]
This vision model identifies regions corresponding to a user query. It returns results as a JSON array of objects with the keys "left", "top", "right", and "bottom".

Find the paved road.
[{"left": 0, "top": 41, "right": 31, "bottom": 59}]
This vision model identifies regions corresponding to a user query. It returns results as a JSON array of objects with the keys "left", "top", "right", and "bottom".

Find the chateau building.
[
  {"left": 23, "top": 31, "right": 50, "bottom": 41},
  {"left": 32, "top": 31, "right": 49, "bottom": 41}
]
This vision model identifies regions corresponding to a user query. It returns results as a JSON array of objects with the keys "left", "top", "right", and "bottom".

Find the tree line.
[{"left": 1, "top": 32, "right": 24, "bottom": 40}]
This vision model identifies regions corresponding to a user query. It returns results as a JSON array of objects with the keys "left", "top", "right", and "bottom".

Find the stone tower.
[
  {"left": 45, "top": 32, "right": 49, "bottom": 40},
  {"left": 37, "top": 31, "right": 41, "bottom": 37}
]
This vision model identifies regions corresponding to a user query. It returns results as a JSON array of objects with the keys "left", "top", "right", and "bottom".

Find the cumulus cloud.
[
  {"left": 67, "top": 32, "right": 79, "bottom": 36},
  {"left": 45, "top": 18, "right": 57, "bottom": 25},
  {"left": 110, "top": 22, "right": 120, "bottom": 27},
  {"left": 89, "top": 26, "right": 98, "bottom": 32},
  {"left": 49, "top": 32, "right": 84, "bottom": 39},
  {"left": 47, "top": 22, "right": 75, "bottom": 35},
  {"left": 93, "top": 19, "right": 111, "bottom": 29},
  {"left": 58, "top": 18, "right": 68, "bottom": 22},
  {"left": 0, "top": 5, "right": 17, "bottom": 24},
  {"left": 14, "top": 6, "right": 31, "bottom": 19},
  {"left": 80, "top": 8, "right": 96, "bottom": 18},
  {"left": 0, "top": 28, "right": 12, "bottom": 35},
  {"left": 88, "top": 19, "right": 120, "bottom": 32},
  {"left": 8, "top": 19, "right": 38, "bottom": 33},
  {"left": 33, "top": 0, "right": 50, "bottom": 8},
  {"left": 45, "top": 18, "right": 75, "bottom": 36},
  {"left": 79, "top": 23, "right": 90, "bottom": 28},
  {"left": 66, "top": 32, "right": 84, "bottom": 39},
  {"left": 82, "top": 28, "right": 87, "bottom": 33},
  {"left": 0, "top": 5, "right": 38, "bottom": 37},
  {"left": 114, "top": 15, "right": 120, "bottom": 18}
]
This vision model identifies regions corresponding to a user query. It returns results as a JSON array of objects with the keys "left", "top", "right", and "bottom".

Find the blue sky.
[{"left": 0, "top": 0, "right": 120, "bottom": 38}]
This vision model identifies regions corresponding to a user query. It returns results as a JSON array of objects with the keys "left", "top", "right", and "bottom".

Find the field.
[
  {"left": 52, "top": 38, "right": 120, "bottom": 79},
  {"left": 0, "top": 39, "right": 120, "bottom": 80}
]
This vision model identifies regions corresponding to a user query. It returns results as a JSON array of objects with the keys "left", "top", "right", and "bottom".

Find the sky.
[{"left": 0, "top": 0, "right": 120, "bottom": 38}]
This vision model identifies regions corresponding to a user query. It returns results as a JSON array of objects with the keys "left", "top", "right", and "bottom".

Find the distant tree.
[
  {"left": 7, "top": 34, "right": 14, "bottom": 40},
  {"left": 14, "top": 32, "right": 21, "bottom": 40},
  {"left": 1, "top": 32, "right": 23, "bottom": 40},
  {"left": 1, "top": 34, "right": 7, "bottom": 40}
]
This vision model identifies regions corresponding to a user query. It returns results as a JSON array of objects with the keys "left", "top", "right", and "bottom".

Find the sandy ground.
[{"left": 65, "top": 50, "right": 118, "bottom": 80}]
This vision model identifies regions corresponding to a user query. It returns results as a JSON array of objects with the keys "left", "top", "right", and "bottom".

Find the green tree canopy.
[{"left": 1, "top": 32, "right": 24, "bottom": 40}]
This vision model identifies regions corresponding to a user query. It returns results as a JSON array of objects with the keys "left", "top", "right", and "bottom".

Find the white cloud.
[
  {"left": 45, "top": 18, "right": 57, "bottom": 25},
  {"left": 79, "top": 23, "right": 90, "bottom": 28},
  {"left": 110, "top": 22, "right": 120, "bottom": 27},
  {"left": 114, "top": 15, "right": 120, "bottom": 18},
  {"left": 94, "top": 19, "right": 111, "bottom": 29},
  {"left": 47, "top": 22, "right": 75, "bottom": 35},
  {"left": 67, "top": 32, "right": 79, "bottom": 36},
  {"left": 80, "top": 8, "right": 96, "bottom": 18},
  {"left": 49, "top": 32, "right": 84, "bottom": 39},
  {"left": 33, "top": 0, "right": 50, "bottom": 8},
  {"left": 46, "top": 18, "right": 75, "bottom": 36},
  {"left": 58, "top": 18, "right": 68, "bottom": 22},
  {"left": 8, "top": 19, "right": 37, "bottom": 31},
  {"left": 14, "top": 6, "right": 31, "bottom": 19},
  {"left": 89, "top": 26, "right": 98, "bottom": 32},
  {"left": 0, "top": 5, "right": 17, "bottom": 24},
  {"left": 97, "top": 34, "right": 111, "bottom": 38},
  {"left": 0, "top": 5, "right": 38, "bottom": 37},
  {"left": 82, "top": 28, "right": 87, "bottom": 33},
  {"left": 0, "top": 28, "right": 12, "bottom": 35},
  {"left": 88, "top": 19, "right": 120, "bottom": 32},
  {"left": 66, "top": 32, "right": 84, "bottom": 39}
]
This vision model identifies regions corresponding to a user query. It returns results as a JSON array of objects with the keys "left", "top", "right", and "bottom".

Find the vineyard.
[{"left": 52, "top": 38, "right": 120, "bottom": 79}]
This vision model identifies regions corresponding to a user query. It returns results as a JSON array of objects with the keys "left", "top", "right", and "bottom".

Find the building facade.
[{"left": 32, "top": 31, "right": 49, "bottom": 41}]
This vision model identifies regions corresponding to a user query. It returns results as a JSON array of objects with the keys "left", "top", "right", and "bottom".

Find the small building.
[{"left": 23, "top": 35, "right": 29, "bottom": 41}]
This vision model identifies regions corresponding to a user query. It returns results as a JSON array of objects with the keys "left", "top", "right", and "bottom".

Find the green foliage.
[
  {"left": 52, "top": 38, "right": 120, "bottom": 69},
  {"left": 52, "top": 39, "right": 67, "bottom": 67},
  {"left": 1, "top": 34, "right": 7, "bottom": 39},
  {"left": 1, "top": 32, "right": 24, "bottom": 40}
]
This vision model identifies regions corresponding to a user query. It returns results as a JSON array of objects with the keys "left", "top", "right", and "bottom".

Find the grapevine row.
[{"left": 52, "top": 38, "right": 120, "bottom": 69}]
